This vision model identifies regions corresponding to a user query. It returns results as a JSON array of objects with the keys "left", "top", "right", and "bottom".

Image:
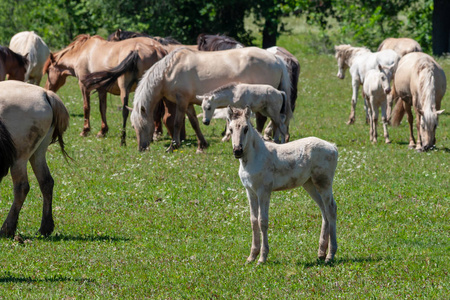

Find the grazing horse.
[
  {"left": 0, "top": 46, "right": 28, "bottom": 81},
  {"left": 227, "top": 106, "right": 338, "bottom": 264},
  {"left": 363, "top": 68, "right": 392, "bottom": 144},
  {"left": 377, "top": 37, "right": 422, "bottom": 57},
  {"left": 391, "top": 52, "right": 446, "bottom": 151},
  {"left": 43, "top": 34, "right": 167, "bottom": 145},
  {"left": 9, "top": 31, "right": 50, "bottom": 85},
  {"left": 197, "top": 34, "right": 300, "bottom": 134},
  {"left": 0, "top": 81, "right": 69, "bottom": 237},
  {"left": 334, "top": 45, "right": 400, "bottom": 125},
  {"left": 130, "top": 47, "right": 291, "bottom": 152},
  {"left": 197, "top": 83, "right": 289, "bottom": 143}
]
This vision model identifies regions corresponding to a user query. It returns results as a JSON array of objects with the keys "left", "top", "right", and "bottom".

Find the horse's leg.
[
  {"left": 256, "top": 188, "right": 271, "bottom": 264},
  {"left": 29, "top": 137, "right": 55, "bottom": 236},
  {"left": 347, "top": 79, "right": 360, "bottom": 125},
  {"left": 153, "top": 99, "right": 164, "bottom": 140},
  {"left": 162, "top": 99, "right": 187, "bottom": 141},
  {"left": 97, "top": 89, "right": 109, "bottom": 139},
  {"left": 0, "top": 161, "right": 29, "bottom": 237},
  {"left": 255, "top": 112, "right": 267, "bottom": 134},
  {"left": 246, "top": 189, "right": 261, "bottom": 263},
  {"left": 404, "top": 101, "right": 416, "bottom": 148},
  {"left": 79, "top": 84, "right": 91, "bottom": 137},
  {"left": 186, "top": 104, "right": 208, "bottom": 153},
  {"left": 372, "top": 98, "right": 379, "bottom": 143},
  {"left": 221, "top": 119, "right": 231, "bottom": 142},
  {"left": 386, "top": 91, "right": 395, "bottom": 124},
  {"left": 381, "top": 100, "right": 391, "bottom": 144},
  {"left": 168, "top": 97, "right": 188, "bottom": 152}
]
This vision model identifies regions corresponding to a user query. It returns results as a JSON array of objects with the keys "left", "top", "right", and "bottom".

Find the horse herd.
[{"left": 0, "top": 30, "right": 446, "bottom": 264}]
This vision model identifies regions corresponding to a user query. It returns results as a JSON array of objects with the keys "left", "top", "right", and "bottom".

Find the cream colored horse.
[
  {"left": 197, "top": 82, "right": 289, "bottom": 143},
  {"left": 334, "top": 45, "right": 400, "bottom": 125},
  {"left": 227, "top": 106, "right": 338, "bottom": 264},
  {"left": 9, "top": 31, "right": 50, "bottom": 85},
  {"left": 130, "top": 47, "right": 291, "bottom": 152},
  {"left": 0, "top": 81, "right": 69, "bottom": 237},
  {"left": 363, "top": 68, "right": 392, "bottom": 144},
  {"left": 377, "top": 37, "right": 422, "bottom": 57},
  {"left": 391, "top": 52, "right": 446, "bottom": 151}
]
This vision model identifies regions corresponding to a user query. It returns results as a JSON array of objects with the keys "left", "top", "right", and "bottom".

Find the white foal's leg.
[
  {"left": 372, "top": 97, "right": 379, "bottom": 143},
  {"left": 257, "top": 188, "right": 271, "bottom": 264},
  {"left": 381, "top": 100, "right": 390, "bottom": 144},
  {"left": 347, "top": 79, "right": 360, "bottom": 125},
  {"left": 246, "top": 189, "right": 261, "bottom": 263}
]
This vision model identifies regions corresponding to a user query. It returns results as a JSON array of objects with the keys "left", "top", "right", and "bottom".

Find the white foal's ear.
[
  {"left": 437, "top": 109, "right": 445, "bottom": 115},
  {"left": 244, "top": 106, "right": 252, "bottom": 119},
  {"left": 227, "top": 105, "right": 234, "bottom": 120}
]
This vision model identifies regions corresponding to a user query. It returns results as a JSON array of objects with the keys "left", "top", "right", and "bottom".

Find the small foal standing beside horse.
[
  {"left": 197, "top": 82, "right": 288, "bottom": 143},
  {"left": 0, "top": 81, "right": 70, "bottom": 237},
  {"left": 227, "top": 106, "right": 338, "bottom": 264},
  {"left": 0, "top": 45, "right": 28, "bottom": 81}
]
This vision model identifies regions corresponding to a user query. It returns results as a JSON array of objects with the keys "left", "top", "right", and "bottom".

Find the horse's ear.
[
  {"left": 226, "top": 105, "right": 234, "bottom": 120},
  {"left": 196, "top": 95, "right": 203, "bottom": 101},
  {"left": 244, "top": 106, "right": 252, "bottom": 119},
  {"left": 62, "top": 70, "right": 72, "bottom": 76},
  {"left": 418, "top": 109, "right": 424, "bottom": 116},
  {"left": 437, "top": 109, "right": 445, "bottom": 115},
  {"left": 126, "top": 106, "right": 133, "bottom": 112}
]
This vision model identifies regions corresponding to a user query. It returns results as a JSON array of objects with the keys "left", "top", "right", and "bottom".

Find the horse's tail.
[
  {"left": 275, "top": 55, "right": 292, "bottom": 119},
  {"left": 391, "top": 99, "right": 405, "bottom": 127},
  {"left": 82, "top": 50, "right": 140, "bottom": 91},
  {"left": 0, "top": 119, "right": 16, "bottom": 181},
  {"left": 280, "top": 91, "right": 287, "bottom": 115},
  {"left": 44, "top": 90, "right": 71, "bottom": 161}
]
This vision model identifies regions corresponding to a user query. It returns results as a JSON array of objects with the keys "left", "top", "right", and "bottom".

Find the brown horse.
[
  {"left": 0, "top": 45, "right": 28, "bottom": 81},
  {"left": 0, "top": 81, "right": 69, "bottom": 237},
  {"left": 391, "top": 52, "right": 446, "bottom": 151},
  {"left": 130, "top": 47, "right": 291, "bottom": 152},
  {"left": 43, "top": 34, "right": 167, "bottom": 145}
]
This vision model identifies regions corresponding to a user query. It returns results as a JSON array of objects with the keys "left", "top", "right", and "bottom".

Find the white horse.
[
  {"left": 363, "top": 68, "right": 392, "bottom": 144},
  {"left": 197, "top": 82, "right": 288, "bottom": 143},
  {"left": 9, "top": 31, "right": 50, "bottom": 85},
  {"left": 334, "top": 45, "right": 400, "bottom": 125},
  {"left": 0, "top": 81, "right": 70, "bottom": 237},
  {"left": 227, "top": 106, "right": 338, "bottom": 264}
]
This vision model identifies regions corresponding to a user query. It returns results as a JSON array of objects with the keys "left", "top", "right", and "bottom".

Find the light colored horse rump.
[
  {"left": 0, "top": 80, "right": 69, "bottom": 237},
  {"left": 363, "top": 69, "right": 392, "bottom": 144},
  {"left": 227, "top": 106, "right": 338, "bottom": 264},
  {"left": 334, "top": 45, "right": 400, "bottom": 124},
  {"left": 9, "top": 31, "right": 50, "bottom": 85},
  {"left": 131, "top": 46, "right": 291, "bottom": 152},
  {"left": 43, "top": 34, "right": 167, "bottom": 145},
  {"left": 392, "top": 52, "right": 446, "bottom": 151},
  {"left": 197, "top": 82, "right": 288, "bottom": 143},
  {"left": 377, "top": 37, "right": 422, "bottom": 57}
]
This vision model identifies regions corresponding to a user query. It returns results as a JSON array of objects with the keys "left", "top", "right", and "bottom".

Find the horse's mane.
[
  {"left": 0, "top": 46, "right": 28, "bottom": 68},
  {"left": 153, "top": 36, "right": 182, "bottom": 46},
  {"left": 416, "top": 56, "right": 437, "bottom": 112},
  {"left": 108, "top": 29, "right": 182, "bottom": 46},
  {"left": 197, "top": 33, "right": 244, "bottom": 51},
  {"left": 205, "top": 82, "right": 240, "bottom": 96},
  {"left": 335, "top": 44, "right": 370, "bottom": 60}
]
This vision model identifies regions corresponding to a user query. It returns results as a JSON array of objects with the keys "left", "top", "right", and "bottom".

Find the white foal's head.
[
  {"left": 197, "top": 94, "right": 216, "bottom": 126},
  {"left": 377, "top": 64, "right": 392, "bottom": 94},
  {"left": 227, "top": 106, "right": 252, "bottom": 159}
]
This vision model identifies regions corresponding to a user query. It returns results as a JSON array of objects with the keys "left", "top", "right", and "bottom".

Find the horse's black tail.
[
  {"left": 280, "top": 91, "right": 287, "bottom": 115},
  {"left": 82, "top": 50, "right": 139, "bottom": 91},
  {"left": 0, "top": 119, "right": 16, "bottom": 181}
]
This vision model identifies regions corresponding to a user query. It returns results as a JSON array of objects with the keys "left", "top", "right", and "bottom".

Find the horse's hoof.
[
  {"left": 80, "top": 131, "right": 90, "bottom": 137},
  {"left": 96, "top": 132, "right": 106, "bottom": 138},
  {"left": 385, "top": 139, "right": 391, "bottom": 144},
  {"left": 196, "top": 148, "right": 205, "bottom": 154},
  {"left": 346, "top": 120, "right": 355, "bottom": 125}
]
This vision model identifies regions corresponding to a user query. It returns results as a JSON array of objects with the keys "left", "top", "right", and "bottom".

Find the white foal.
[
  {"left": 227, "top": 106, "right": 339, "bottom": 264},
  {"left": 363, "top": 67, "right": 392, "bottom": 144}
]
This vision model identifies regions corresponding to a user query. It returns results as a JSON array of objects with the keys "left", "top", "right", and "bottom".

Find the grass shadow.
[
  {"left": 298, "top": 255, "right": 385, "bottom": 268},
  {"left": 0, "top": 274, "right": 94, "bottom": 284}
]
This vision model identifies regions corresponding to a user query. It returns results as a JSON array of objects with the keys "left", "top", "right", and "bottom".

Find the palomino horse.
[
  {"left": 377, "top": 37, "right": 423, "bottom": 120},
  {"left": 9, "top": 31, "right": 50, "bottom": 85},
  {"left": 391, "top": 52, "right": 446, "bottom": 151},
  {"left": 43, "top": 34, "right": 167, "bottom": 145},
  {"left": 377, "top": 37, "right": 422, "bottom": 57},
  {"left": 0, "top": 81, "right": 69, "bottom": 237},
  {"left": 363, "top": 68, "right": 392, "bottom": 144},
  {"left": 130, "top": 47, "right": 291, "bottom": 152},
  {"left": 197, "top": 34, "right": 300, "bottom": 133},
  {"left": 227, "top": 106, "right": 338, "bottom": 264},
  {"left": 0, "top": 46, "right": 28, "bottom": 81},
  {"left": 197, "top": 82, "right": 289, "bottom": 143},
  {"left": 334, "top": 45, "right": 400, "bottom": 124}
]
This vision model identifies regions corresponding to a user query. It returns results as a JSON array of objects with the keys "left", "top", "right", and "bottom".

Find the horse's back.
[
  {"left": 378, "top": 38, "right": 422, "bottom": 57},
  {"left": 0, "top": 81, "right": 54, "bottom": 158}
]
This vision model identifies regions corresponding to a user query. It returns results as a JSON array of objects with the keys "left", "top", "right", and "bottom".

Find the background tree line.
[{"left": 0, "top": 0, "right": 448, "bottom": 55}]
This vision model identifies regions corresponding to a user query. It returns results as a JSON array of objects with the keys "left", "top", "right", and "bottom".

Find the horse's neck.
[
  {"left": 213, "top": 89, "right": 235, "bottom": 106},
  {"left": 347, "top": 48, "right": 370, "bottom": 67},
  {"left": 241, "top": 128, "right": 269, "bottom": 165}
]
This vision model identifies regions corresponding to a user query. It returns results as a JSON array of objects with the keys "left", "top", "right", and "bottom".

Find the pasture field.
[{"left": 1, "top": 33, "right": 449, "bottom": 298}]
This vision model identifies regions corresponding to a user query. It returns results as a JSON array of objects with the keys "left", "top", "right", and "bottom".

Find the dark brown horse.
[
  {"left": 43, "top": 34, "right": 167, "bottom": 145},
  {"left": 196, "top": 34, "right": 300, "bottom": 135},
  {"left": 0, "top": 45, "right": 28, "bottom": 81}
]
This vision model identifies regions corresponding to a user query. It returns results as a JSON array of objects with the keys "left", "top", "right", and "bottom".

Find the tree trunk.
[
  {"left": 432, "top": 0, "right": 450, "bottom": 55},
  {"left": 262, "top": 18, "right": 278, "bottom": 49}
]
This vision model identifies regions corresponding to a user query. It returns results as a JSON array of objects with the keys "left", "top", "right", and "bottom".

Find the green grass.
[{"left": 0, "top": 28, "right": 449, "bottom": 298}]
